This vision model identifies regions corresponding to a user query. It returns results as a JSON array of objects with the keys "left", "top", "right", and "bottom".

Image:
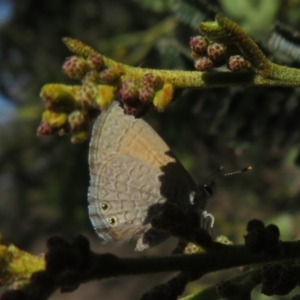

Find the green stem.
[
  {"left": 124, "top": 66, "right": 300, "bottom": 88},
  {"left": 269, "top": 62, "right": 300, "bottom": 85}
]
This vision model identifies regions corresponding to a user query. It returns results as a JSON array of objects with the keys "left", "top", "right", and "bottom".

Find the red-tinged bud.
[
  {"left": 194, "top": 56, "right": 213, "bottom": 71},
  {"left": 37, "top": 121, "right": 57, "bottom": 136},
  {"left": 121, "top": 102, "right": 150, "bottom": 118},
  {"left": 227, "top": 55, "right": 246, "bottom": 72},
  {"left": 122, "top": 105, "right": 139, "bottom": 116},
  {"left": 76, "top": 83, "right": 98, "bottom": 108},
  {"left": 189, "top": 36, "right": 208, "bottom": 55},
  {"left": 83, "top": 70, "right": 100, "bottom": 84},
  {"left": 139, "top": 85, "right": 155, "bottom": 104},
  {"left": 62, "top": 56, "right": 89, "bottom": 79},
  {"left": 119, "top": 79, "right": 139, "bottom": 102},
  {"left": 141, "top": 73, "right": 162, "bottom": 86},
  {"left": 99, "top": 67, "right": 121, "bottom": 82},
  {"left": 139, "top": 73, "right": 162, "bottom": 104},
  {"left": 207, "top": 43, "right": 226, "bottom": 61},
  {"left": 87, "top": 53, "right": 104, "bottom": 71},
  {"left": 68, "top": 111, "right": 86, "bottom": 132}
]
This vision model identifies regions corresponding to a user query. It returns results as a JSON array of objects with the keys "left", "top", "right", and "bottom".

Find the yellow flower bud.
[
  {"left": 42, "top": 111, "right": 68, "bottom": 128},
  {"left": 153, "top": 83, "right": 174, "bottom": 112}
]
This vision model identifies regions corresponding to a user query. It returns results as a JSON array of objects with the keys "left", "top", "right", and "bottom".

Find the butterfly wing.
[{"left": 88, "top": 102, "right": 200, "bottom": 244}]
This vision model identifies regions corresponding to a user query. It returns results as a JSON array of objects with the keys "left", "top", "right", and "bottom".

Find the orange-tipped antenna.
[
  {"left": 201, "top": 166, "right": 252, "bottom": 198},
  {"left": 203, "top": 165, "right": 252, "bottom": 183},
  {"left": 223, "top": 165, "right": 252, "bottom": 177}
]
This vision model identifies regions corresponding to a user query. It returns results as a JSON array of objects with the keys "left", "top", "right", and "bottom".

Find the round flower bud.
[
  {"left": 207, "top": 43, "right": 226, "bottom": 61},
  {"left": 99, "top": 67, "right": 120, "bottom": 82},
  {"left": 62, "top": 56, "right": 89, "bottom": 79},
  {"left": 68, "top": 110, "right": 86, "bottom": 132},
  {"left": 189, "top": 36, "right": 208, "bottom": 55},
  {"left": 194, "top": 56, "right": 213, "bottom": 71},
  {"left": 37, "top": 121, "right": 57, "bottom": 136},
  {"left": 139, "top": 73, "right": 161, "bottom": 104},
  {"left": 247, "top": 219, "right": 265, "bottom": 232},
  {"left": 227, "top": 55, "right": 246, "bottom": 72},
  {"left": 119, "top": 79, "right": 139, "bottom": 102},
  {"left": 76, "top": 82, "right": 98, "bottom": 108},
  {"left": 87, "top": 53, "right": 104, "bottom": 71}
]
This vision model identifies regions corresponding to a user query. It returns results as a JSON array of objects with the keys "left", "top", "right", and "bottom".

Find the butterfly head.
[{"left": 189, "top": 180, "right": 216, "bottom": 212}]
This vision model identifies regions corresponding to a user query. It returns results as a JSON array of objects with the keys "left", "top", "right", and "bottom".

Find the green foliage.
[
  {"left": 132, "top": 0, "right": 173, "bottom": 13},
  {"left": 219, "top": 0, "right": 281, "bottom": 35},
  {"left": 172, "top": 0, "right": 219, "bottom": 29}
]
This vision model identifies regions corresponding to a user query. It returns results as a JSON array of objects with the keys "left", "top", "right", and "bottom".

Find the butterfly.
[{"left": 88, "top": 102, "right": 213, "bottom": 251}]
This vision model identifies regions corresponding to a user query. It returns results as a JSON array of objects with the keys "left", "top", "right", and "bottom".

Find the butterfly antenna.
[
  {"left": 203, "top": 165, "right": 252, "bottom": 185},
  {"left": 201, "top": 165, "right": 252, "bottom": 194},
  {"left": 203, "top": 166, "right": 224, "bottom": 184},
  {"left": 223, "top": 165, "right": 252, "bottom": 177}
]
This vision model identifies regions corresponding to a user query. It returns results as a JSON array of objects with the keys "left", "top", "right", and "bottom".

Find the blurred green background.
[{"left": 1, "top": 0, "right": 300, "bottom": 299}]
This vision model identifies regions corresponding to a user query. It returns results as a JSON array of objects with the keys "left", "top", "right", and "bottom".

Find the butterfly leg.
[
  {"left": 200, "top": 210, "right": 214, "bottom": 230},
  {"left": 135, "top": 228, "right": 170, "bottom": 251}
]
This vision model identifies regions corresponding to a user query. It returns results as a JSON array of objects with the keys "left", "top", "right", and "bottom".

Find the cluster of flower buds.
[
  {"left": 38, "top": 84, "right": 95, "bottom": 143},
  {"left": 261, "top": 263, "right": 298, "bottom": 296},
  {"left": 62, "top": 52, "right": 104, "bottom": 80},
  {"left": 38, "top": 38, "right": 125, "bottom": 142},
  {"left": 190, "top": 35, "right": 247, "bottom": 72},
  {"left": 0, "top": 235, "right": 97, "bottom": 300},
  {"left": 62, "top": 45, "right": 123, "bottom": 90},
  {"left": 244, "top": 219, "right": 282, "bottom": 257},
  {"left": 118, "top": 73, "right": 174, "bottom": 117},
  {"left": 38, "top": 37, "right": 178, "bottom": 142},
  {"left": 61, "top": 38, "right": 122, "bottom": 85}
]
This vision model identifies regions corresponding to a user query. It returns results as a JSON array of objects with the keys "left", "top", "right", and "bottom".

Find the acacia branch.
[
  {"left": 36, "top": 15, "right": 300, "bottom": 143},
  {"left": 1, "top": 234, "right": 300, "bottom": 300}
]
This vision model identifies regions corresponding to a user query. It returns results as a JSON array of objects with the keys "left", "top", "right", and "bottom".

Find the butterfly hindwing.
[{"left": 88, "top": 102, "right": 201, "bottom": 246}]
